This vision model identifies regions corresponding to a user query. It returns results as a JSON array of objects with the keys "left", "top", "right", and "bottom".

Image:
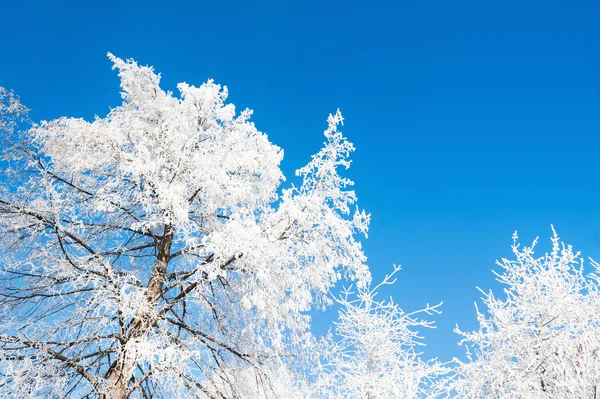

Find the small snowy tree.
[
  {"left": 0, "top": 55, "right": 371, "bottom": 398},
  {"left": 447, "top": 229, "right": 600, "bottom": 398},
  {"left": 316, "top": 265, "right": 446, "bottom": 399}
]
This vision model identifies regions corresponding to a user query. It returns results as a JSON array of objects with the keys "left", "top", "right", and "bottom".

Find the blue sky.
[{"left": 2, "top": 0, "right": 599, "bottom": 362}]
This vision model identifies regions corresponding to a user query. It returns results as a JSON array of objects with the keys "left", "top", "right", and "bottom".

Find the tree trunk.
[{"left": 102, "top": 224, "right": 174, "bottom": 399}]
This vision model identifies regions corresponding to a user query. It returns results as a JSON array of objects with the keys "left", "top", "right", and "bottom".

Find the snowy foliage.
[
  {"left": 208, "top": 364, "right": 312, "bottom": 399},
  {"left": 0, "top": 55, "right": 375, "bottom": 398},
  {"left": 445, "top": 228, "right": 600, "bottom": 398},
  {"left": 0, "top": 86, "right": 28, "bottom": 134},
  {"left": 316, "top": 265, "right": 447, "bottom": 399}
]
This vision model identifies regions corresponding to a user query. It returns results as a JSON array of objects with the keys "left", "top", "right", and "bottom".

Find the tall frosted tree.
[
  {"left": 446, "top": 229, "right": 600, "bottom": 398},
  {"left": 0, "top": 55, "right": 372, "bottom": 398}
]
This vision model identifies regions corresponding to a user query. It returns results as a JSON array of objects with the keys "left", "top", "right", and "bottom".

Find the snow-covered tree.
[
  {"left": 446, "top": 228, "right": 600, "bottom": 398},
  {"left": 316, "top": 265, "right": 446, "bottom": 399},
  {"left": 0, "top": 54, "right": 372, "bottom": 398}
]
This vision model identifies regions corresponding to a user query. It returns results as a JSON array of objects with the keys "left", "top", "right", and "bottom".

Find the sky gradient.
[{"left": 2, "top": 0, "right": 600, "bottom": 362}]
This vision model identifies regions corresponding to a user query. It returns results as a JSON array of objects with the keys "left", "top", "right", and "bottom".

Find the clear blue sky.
[{"left": 2, "top": 0, "right": 599, "bottom": 362}]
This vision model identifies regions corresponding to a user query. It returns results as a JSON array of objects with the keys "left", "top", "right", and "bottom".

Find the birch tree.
[
  {"left": 447, "top": 229, "right": 600, "bottom": 398},
  {"left": 0, "top": 55, "right": 371, "bottom": 398}
]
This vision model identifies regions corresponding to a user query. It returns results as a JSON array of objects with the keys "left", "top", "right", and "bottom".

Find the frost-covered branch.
[
  {"left": 316, "top": 265, "right": 447, "bottom": 399},
  {"left": 0, "top": 87, "right": 28, "bottom": 134}
]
